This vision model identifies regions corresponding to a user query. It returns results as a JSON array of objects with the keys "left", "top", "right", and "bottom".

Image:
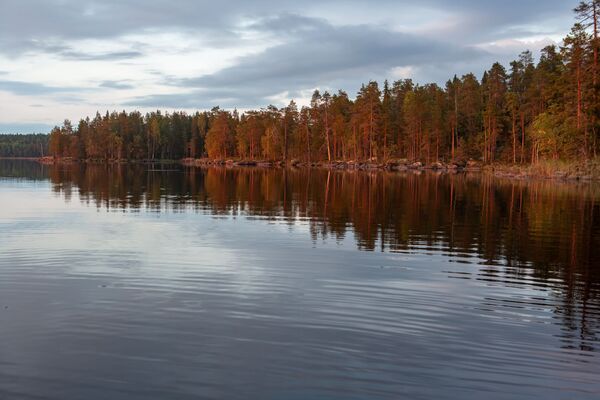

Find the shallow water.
[{"left": 0, "top": 160, "right": 599, "bottom": 399}]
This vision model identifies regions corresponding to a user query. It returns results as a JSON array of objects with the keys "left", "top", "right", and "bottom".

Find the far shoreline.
[{"left": 3, "top": 156, "right": 600, "bottom": 182}]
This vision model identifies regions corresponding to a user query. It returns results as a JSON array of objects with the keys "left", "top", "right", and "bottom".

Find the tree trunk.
[
  {"left": 451, "top": 125, "right": 455, "bottom": 161},
  {"left": 305, "top": 123, "right": 311, "bottom": 163},
  {"left": 325, "top": 106, "right": 331, "bottom": 162},
  {"left": 577, "top": 65, "right": 582, "bottom": 130},
  {"left": 353, "top": 124, "right": 358, "bottom": 161},
  {"left": 520, "top": 112, "right": 525, "bottom": 163},
  {"left": 283, "top": 123, "right": 288, "bottom": 162},
  {"left": 512, "top": 111, "right": 517, "bottom": 164}
]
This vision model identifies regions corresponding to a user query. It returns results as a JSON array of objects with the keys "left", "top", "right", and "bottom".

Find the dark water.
[{"left": 1, "top": 160, "right": 599, "bottom": 400}]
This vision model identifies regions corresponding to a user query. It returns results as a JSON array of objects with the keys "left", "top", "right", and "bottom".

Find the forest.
[
  {"left": 0, "top": 134, "right": 49, "bottom": 158},
  {"left": 7, "top": 3, "right": 600, "bottom": 165}
]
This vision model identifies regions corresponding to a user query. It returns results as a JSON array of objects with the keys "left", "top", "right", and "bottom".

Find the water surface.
[{"left": 0, "top": 160, "right": 599, "bottom": 399}]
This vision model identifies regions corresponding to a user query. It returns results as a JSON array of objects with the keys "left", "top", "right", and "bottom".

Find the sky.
[{"left": 0, "top": 0, "right": 579, "bottom": 133}]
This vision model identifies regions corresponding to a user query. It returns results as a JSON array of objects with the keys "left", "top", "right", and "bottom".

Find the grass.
[{"left": 487, "top": 158, "right": 600, "bottom": 180}]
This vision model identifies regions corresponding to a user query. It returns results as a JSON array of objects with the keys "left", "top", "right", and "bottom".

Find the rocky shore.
[
  {"left": 32, "top": 156, "right": 600, "bottom": 181},
  {"left": 182, "top": 157, "right": 484, "bottom": 171},
  {"left": 181, "top": 158, "right": 600, "bottom": 181}
]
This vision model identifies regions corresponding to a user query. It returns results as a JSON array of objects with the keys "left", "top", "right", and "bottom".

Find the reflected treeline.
[
  {"left": 3, "top": 161, "right": 599, "bottom": 350},
  {"left": 0, "top": 159, "right": 50, "bottom": 180},
  {"left": 23, "top": 163, "right": 600, "bottom": 268}
]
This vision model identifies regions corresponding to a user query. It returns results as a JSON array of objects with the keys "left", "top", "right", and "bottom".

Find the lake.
[{"left": 0, "top": 159, "right": 599, "bottom": 399}]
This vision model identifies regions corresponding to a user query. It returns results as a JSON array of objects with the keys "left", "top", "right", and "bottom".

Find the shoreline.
[{"left": 3, "top": 156, "right": 599, "bottom": 182}]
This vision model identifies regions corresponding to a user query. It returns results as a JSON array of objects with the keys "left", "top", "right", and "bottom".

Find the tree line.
[
  {"left": 0, "top": 134, "right": 48, "bottom": 158},
  {"left": 36, "top": 3, "right": 600, "bottom": 164}
]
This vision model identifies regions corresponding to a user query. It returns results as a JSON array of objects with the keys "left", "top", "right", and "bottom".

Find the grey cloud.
[
  {"left": 99, "top": 80, "right": 135, "bottom": 89},
  {"left": 124, "top": 92, "right": 217, "bottom": 109},
  {"left": 0, "top": 37, "right": 145, "bottom": 62},
  {"left": 0, "top": 1, "right": 572, "bottom": 55},
  {"left": 60, "top": 50, "right": 144, "bottom": 61},
  {"left": 0, "top": 39, "right": 144, "bottom": 61},
  {"left": 127, "top": 14, "right": 488, "bottom": 109},
  {"left": 0, "top": 80, "right": 86, "bottom": 96},
  {"left": 124, "top": 88, "right": 287, "bottom": 110},
  {"left": 53, "top": 95, "right": 89, "bottom": 104},
  {"left": 0, "top": 0, "right": 577, "bottom": 116},
  {"left": 0, "top": 0, "right": 243, "bottom": 55}
]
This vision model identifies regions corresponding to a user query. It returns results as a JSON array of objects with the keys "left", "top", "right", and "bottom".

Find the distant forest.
[
  {"left": 0, "top": 134, "right": 48, "bottom": 158},
  {"left": 3, "top": 3, "right": 600, "bottom": 164}
]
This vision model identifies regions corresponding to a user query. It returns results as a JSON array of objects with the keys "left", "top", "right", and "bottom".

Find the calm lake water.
[{"left": 0, "top": 159, "right": 599, "bottom": 399}]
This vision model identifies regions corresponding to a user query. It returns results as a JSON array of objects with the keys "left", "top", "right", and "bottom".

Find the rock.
[
  {"left": 234, "top": 160, "right": 257, "bottom": 166},
  {"left": 465, "top": 160, "right": 481, "bottom": 171},
  {"left": 409, "top": 161, "right": 423, "bottom": 169},
  {"left": 392, "top": 164, "right": 408, "bottom": 171},
  {"left": 553, "top": 171, "right": 567, "bottom": 179},
  {"left": 345, "top": 161, "right": 355, "bottom": 169},
  {"left": 181, "top": 158, "right": 195, "bottom": 165}
]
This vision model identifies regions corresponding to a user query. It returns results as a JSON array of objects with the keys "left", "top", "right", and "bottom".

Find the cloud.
[
  {"left": 0, "top": 1, "right": 573, "bottom": 56},
  {"left": 60, "top": 50, "right": 145, "bottom": 61},
  {"left": 0, "top": 37, "right": 145, "bottom": 61},
  {"left": 0, "top": 80, "right": 86, "bottom": 96},
  {"left": 478, "top": 37, "right": 558, "bottom": 57},
  {"left": 0, "top": 0, "right": 242, "bottom": 56},
  {"left": 99, "top": 80, "right": 135, "bottom": 90},
  {"left": 126, "top": 14, "right": 487, "bottom": 108},
  {"left": 0, "top": 0, "right": 577, "bottom": 129}
]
